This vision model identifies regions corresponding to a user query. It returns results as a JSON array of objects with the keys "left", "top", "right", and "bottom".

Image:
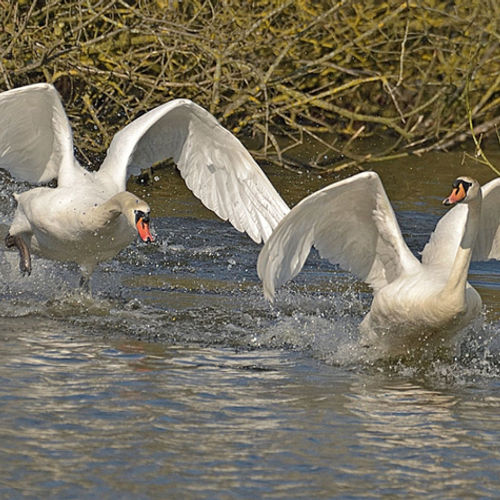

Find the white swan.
[
  {"left": 0, "top": 83, "right": 289, "bottom": 288},
  {"left": 257, "top": 171, "right": 500, "bottom": 358}
]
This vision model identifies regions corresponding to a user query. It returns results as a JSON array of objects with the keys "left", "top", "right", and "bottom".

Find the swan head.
[
  {"left": 134, "top": 207, "right": 154, "bottom": 243},
  {"left": 116, "top": 193, "right": 154, "bottom": 243},
  {"left": 443, "top": 176, "right": 480, "bottom": 206}
]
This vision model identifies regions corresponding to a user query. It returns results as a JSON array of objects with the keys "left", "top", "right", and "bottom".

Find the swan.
[
  {"left": 0, "top": 83, "right": 289, "bottom": 288},
  {"left": 257, "top": 171, "right": 500, "bottom": 358}
]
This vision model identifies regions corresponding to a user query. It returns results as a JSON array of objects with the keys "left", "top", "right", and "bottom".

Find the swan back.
[{"left": 0, "top": 83, "right": 76, "bottom": 184}]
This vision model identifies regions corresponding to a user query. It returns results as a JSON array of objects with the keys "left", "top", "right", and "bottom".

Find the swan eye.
[
  {"left": 443, "top": 179, "right": 472, "bottom": 206},
  {"left": 135, "top": 210, "right": 150, "bottom": 224},
  {"left": 461, "top": 180, "right": 472, "bottom": 193},
  {"left": 452, "top": 179, "right": 471, "bottom": 195}
]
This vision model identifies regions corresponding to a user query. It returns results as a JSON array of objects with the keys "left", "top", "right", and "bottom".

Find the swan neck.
[
  {"left": 446, "top": 194, "right": 481, "bottom": 292},
  {"left": 88, "top": 193, "right": 128, "bottom": 229},
  {"left": 100, "top": 193, "right": 126, "bottom": 213}
]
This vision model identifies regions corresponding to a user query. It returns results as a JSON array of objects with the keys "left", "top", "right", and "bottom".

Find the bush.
[{"left": 1, "top": 0, "right": 500, "bottom": 172}]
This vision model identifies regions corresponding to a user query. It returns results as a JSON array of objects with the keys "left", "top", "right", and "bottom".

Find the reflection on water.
[
  {"left": 2, "top": 320, "right": 500, "bottom": 498},
  {"left": 346, "top": 379, "right": 500, "bottom": 497},
  {"left": 2, "top": 150, "right": 500, "bottom": 497}
]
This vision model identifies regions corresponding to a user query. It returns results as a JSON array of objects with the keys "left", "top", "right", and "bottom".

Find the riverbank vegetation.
[{"left": 1, "top": 0, "right": 500, "bottom": 173}]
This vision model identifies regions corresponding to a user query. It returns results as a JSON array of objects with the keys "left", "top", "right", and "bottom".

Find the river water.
[{"left": 2, "top": 148, "right": 500, "bottom": 499}]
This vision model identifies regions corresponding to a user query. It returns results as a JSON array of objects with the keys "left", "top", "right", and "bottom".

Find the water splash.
[{"left": 2, "top": 211, "right": 500, "bottom": 385}]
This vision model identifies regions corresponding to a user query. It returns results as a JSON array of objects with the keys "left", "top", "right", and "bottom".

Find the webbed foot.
[{"left": 5, "top": 233, "right": 32, "bottom": 276}]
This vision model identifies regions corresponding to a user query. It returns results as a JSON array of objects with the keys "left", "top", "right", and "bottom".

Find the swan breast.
[{"left": 360, "top": 266, "right": 482, "bottom": 355}]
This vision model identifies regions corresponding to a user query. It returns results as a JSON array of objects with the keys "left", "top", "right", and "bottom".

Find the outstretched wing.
[
  {"left": 422, "top": 177, "right": 500, "bottom": 267},
  {"left": 99, "top": 99, "right": 289, "bottom": 243},
  {"left": 0, "top": 83, "right": 75, "bottom": 184},
  {"left": 474, "top": 177, "right": 500, "bottom": 260},
  {"left": 257, "top": 171, "right": 420, "bottom": 300}
]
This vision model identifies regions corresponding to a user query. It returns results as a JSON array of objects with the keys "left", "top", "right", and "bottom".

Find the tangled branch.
[{"left": 1, "top": 0, "right": 500, "bottom": 173}]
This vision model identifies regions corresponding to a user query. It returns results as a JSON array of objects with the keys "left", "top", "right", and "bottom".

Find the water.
[{"left": 2, "top": 150, "right": 500, "bottom": 498}]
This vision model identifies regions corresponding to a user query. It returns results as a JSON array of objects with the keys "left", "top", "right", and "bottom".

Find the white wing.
[
  {"left": 474, "top": 177, "right": 500, "bottom": 260},
  {"left": 0, "top": 83, "right": 75, "bottom": 184},
  {"left": 422, "top": 177, "right": 500, "bottom": 267},
  {"left": 99, "top": 99, "right": 289, "bottom": 243},
  {"left": 257, "top": 171, "right": 421, "bottom": 300}
]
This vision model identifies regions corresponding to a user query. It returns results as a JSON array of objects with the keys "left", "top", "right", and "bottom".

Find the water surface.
[{"left": 2, "top": 149, "right": 500, "bottom": 498}]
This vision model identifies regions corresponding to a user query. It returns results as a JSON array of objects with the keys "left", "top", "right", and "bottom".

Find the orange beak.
[
  {"left": 443, "top": 182, "right": 466, "bottom": 206},
  {"left": 136, "top": 216, "right": 154, "bottom": 243}
]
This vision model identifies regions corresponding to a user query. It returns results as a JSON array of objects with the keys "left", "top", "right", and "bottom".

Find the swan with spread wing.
[
  {"left": 0, "top": 83, "right": 289, "bottom": 288},
  {"left": 257, "top": 171, "right": 500, "bottom": 357}
]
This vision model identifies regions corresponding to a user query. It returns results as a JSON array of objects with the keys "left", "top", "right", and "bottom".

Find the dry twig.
[{"left": 1, "top": 0, "right": 500, "bottom": 172}]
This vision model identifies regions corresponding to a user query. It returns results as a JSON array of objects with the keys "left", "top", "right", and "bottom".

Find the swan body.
[
  {"left": 0, "top": 83, "right": 289, "bottom": 286},
  {"left": 258, "top": 172, "right": 500, "bottom": 357},
  {"left": 9, "top": 190, "right": 151, "bottom": 282}
]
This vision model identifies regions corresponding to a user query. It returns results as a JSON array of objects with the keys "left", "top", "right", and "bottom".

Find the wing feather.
[
  {"left": 100, "top": 99, "right": 289, "bottom": 243},
  {"left": 257, "top": 171, "right": 420, "bottom": 300},
  {"left": 0, "top": 83, "right": 75, "bottom": 184},
  {"left": 472, "top": 177, "right": 500, "bottom": 261}
]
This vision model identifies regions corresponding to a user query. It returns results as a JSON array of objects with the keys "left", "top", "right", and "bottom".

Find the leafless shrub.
[{"left": 1, "top": 0, "right": 500, "bottom": 172}]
